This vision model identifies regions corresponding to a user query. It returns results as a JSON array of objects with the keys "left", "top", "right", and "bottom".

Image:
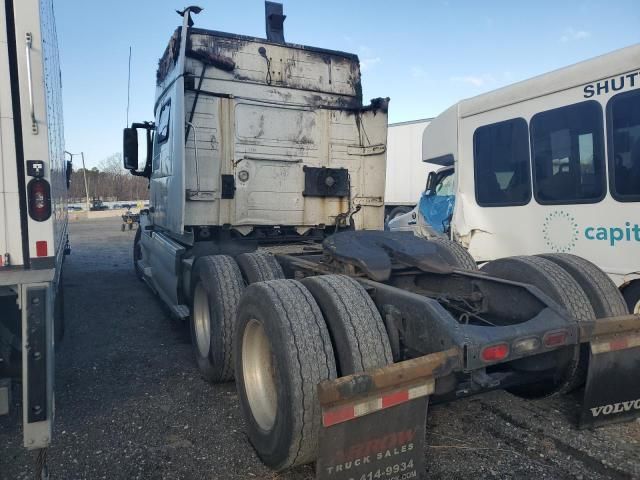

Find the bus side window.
[
  {"left": 531, "top": 100, "right": 605, "bottom": 204},
  {"left": 607, "top": 89, "right": 640, "bottom": 202},
  {"left": 473, "top": 118, "right": 531, "bottom": 207}
]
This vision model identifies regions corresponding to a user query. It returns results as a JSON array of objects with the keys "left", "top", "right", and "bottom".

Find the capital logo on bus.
[{"left": 542, "top": 210, "right": 579, "bottom": 253}]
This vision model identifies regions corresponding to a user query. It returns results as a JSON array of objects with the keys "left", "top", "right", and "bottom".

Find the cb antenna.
[{"left": 126, "top": 46, "right": 132, "bottom": 126}]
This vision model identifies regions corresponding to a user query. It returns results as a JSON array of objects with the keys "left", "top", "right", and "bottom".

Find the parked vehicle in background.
[
  {"left": 89, "top": 198, "right": 108, "bottom": 211},
  {"left": 0, "top": 0, "right": 69, "bottom": 470},
  {"left": 390, "top": 45, "right": 640, "bottom": 313},
  {"left": 384, "top": 118, "right": 433, "bottom": 222}
]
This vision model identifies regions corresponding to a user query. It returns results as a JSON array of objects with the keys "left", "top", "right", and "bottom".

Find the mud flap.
[
  {"left": 579, "top": 333, "right": 640, "bottom": 428},
  {"left": 317, "top": 382, "right": 431, "bottom": 480}
]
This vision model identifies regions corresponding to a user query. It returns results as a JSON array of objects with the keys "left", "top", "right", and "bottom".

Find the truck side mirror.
[
  {"left": 65, "top": 160, "right": 72, "bottom": 189},
  {"left": 123, "top": 128, "right": 139, "bottom": 170}
]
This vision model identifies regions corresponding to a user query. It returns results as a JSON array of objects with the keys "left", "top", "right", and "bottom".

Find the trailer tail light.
[
  {"left": 27, "top": 179, "right": 52, "bottom": 222},
  {"left": 513, "top": 336, "right": 541, "bottom": 354},
  {"left": 543, "top": 330, "right": 569, "bottom": 348},
  {"left": 481, "top": 343, "right": 509, "bottom": 362},
  {"left": 35, "top": 241, "right": 48, "bottom": 257}
]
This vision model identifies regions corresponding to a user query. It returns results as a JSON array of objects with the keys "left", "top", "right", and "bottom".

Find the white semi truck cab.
[
  {"left": 1, "top": 0, "right": 69, "bottom": 464},
  {"left": 123, "top": 4, "right": 389, "bottom": 318}
]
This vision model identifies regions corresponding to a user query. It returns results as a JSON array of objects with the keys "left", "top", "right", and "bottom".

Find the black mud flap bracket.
[
  {"left": 22, "top": 284, "right": 53, "bottom": 449},
  {"left": 579, "top": 332, "right": 640, "bottom": 428}
]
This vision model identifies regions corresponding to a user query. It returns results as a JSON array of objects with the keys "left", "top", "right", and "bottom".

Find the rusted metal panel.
[
  {"left": 317, "top": 348, "right": 461, "bottom": 407},
  {"left": 578, "top": 314, "right": 640, "bottom": 341}
]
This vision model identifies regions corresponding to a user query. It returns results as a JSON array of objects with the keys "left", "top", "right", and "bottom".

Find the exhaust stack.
[{"left": 265, "top": 2, "right": 286, "bottom": 43}]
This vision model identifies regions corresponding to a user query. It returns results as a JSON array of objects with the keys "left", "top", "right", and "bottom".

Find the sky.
[{"left": 54, "top": 0, "right": 640, "bottom": 168}]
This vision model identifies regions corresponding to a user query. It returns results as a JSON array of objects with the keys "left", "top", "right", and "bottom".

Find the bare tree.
[{"left": 69, "top": 153, "right": 148, "bottom": 202}]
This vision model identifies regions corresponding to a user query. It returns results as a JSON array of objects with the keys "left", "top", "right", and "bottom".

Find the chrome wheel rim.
[
  {"left": 193, "top": 284, "right": 211, "bottom": 358},
  {"left": 634, "top": 299, "right": 640, "bottom": 315},
  {"left": 242, "top": 319, "right": 278, "bottom": 431}
]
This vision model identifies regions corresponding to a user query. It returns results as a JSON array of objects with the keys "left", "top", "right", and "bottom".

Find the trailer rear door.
[{"left": 0, "top": 1, "right": 26, "bottom": 268}]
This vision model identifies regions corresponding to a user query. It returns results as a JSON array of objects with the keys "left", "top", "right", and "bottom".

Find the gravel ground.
[{"left": 1, "top": 217, "right": 638, "bottom": 479}]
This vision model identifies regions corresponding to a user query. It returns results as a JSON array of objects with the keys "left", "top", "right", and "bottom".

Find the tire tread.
[
  {"left": 302, "top": 275, "right": 392, "bottom": 375},
  {"left": 430, "top": 237, "right": 478, "bottom": 271}
]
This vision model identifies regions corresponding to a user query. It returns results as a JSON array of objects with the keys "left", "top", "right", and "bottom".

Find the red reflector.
[
  {"left": 381, "top": 390, "right": 409, "bottom": 409},
  {"left": 481, "top": 343, "right": 509, "bottom": 362},
  {"left": 36, "top": 241, "right": 48, "bottom": 257},
  {"left": 322, "top": 405, "right": 355, "bottom": 427},
  {"left": 544, "top": 330, "right": 568, "bottom": 348},
  {"left": 609, "top": 338, "right": 628, "bottom": 351}
]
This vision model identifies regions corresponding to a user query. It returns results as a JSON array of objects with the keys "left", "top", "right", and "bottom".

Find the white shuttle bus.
[
  {"left": 1, "top": 0, "right": 69, "bottom": 462},
  {"left": 393, "top": 45, "right": 640, "bottom": 313}
]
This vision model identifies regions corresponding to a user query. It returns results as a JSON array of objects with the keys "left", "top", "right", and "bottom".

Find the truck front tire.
[
  {"left": 235, "top": 279, "right": 336, "bottom": 470},
  {"left": 133, "top": 228, "right": 143, "bottom": 280},
  {"left": 190, "top": 255, "right": 244, "bottom": 383}
]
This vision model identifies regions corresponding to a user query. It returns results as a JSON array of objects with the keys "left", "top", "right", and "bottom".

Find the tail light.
[
  {"left": 481, "top": 343, "right": 509, "bottom": 362},
  {"left": 543, "top": 330, "right": 569, "bottom": 348},
  {"left": 27, "top": 179, "right": 52, "bottom": 222}
]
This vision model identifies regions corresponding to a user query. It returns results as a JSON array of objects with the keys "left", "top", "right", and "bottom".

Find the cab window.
[
  {"left": 156, "top": 99, "right": 171, "bottom": 144},
  {"left": 531, "top": 100, "right": 605, "bottom": 204},
  {"left": 607, "top": 89, "right": 640, "bottom": 201},
  {"left": 473, "top": 118, "right": 531, "bottom": 207},
  {"left": 153, "top": 99, "right": 171, "bottom": 172},
  {"left": 434, "top": 171, "right": 454, "bottom": 196}
]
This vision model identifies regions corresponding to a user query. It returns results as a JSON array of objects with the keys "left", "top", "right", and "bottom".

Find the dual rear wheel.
[
  {"left": 188, "top": 249, "right": 627, "bottom": 469},
  {"left": 482, "top": 253, "right": 628, "bottom": 397},
  {"left": 189, "top": 252, "right": 393, "bottom": 470}
]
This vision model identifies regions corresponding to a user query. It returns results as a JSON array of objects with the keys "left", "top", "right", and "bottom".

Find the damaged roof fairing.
[{"left": 156, "top": 27, "right": 365, "bottom": 105}]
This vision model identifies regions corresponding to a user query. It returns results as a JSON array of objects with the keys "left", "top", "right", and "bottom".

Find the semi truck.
[
  {"left": 124, "top": 4, "right": 640, "bottom": 477},
  {"left": 0, "top": 0, "right": 69, "bottom": 469},
  {"left": 389, "top": 45, "right": 640, "bottom": 315}
]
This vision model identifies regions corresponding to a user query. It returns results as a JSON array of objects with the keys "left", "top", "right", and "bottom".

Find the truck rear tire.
[
  {"left": 538, "top": 253, "right": 628, "bottom": 317},
  {"left": 190, "top": 255, "right": 244, "bottom": 383},
  {"left": 236, "top": 251, "right": 285, "bottom": 284},
  {"left": 481, "top": 255, "right": 595, "bottom": 396},
  {"left": 430, "top": 237, "right": 478, "bottom": 271},
  {"left": 235, "top": 279, "right": 336, "bottom": 470},
  {"left": 301, "top": 274, "right": 393, "bottom": 376},
  {"left": 622, "top": 281, "right": 640, "bottom": 314}
]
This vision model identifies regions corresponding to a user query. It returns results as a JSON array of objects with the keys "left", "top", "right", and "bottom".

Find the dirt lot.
[{"left": 1, "top": 217, "right": 639, "bottom": 479}]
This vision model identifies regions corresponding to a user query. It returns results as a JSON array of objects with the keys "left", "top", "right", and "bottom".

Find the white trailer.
[
  {"left": 0, "top": 0, "right": 69, "bottom": 461},
  {"left": 384, "top": 118, "right": 433, "bottom": 221},
  {"left": 390, "top": 44, "right": 640, "bottom": 314}
]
